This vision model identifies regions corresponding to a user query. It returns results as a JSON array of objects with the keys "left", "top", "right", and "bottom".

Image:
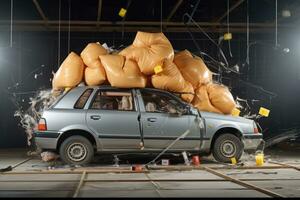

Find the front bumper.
[
  {"left": 242, "top": 134, "right": 264, "bottom": 152},
  {"left": 34, "top": 131, "right": 60, "bottom": 150}
]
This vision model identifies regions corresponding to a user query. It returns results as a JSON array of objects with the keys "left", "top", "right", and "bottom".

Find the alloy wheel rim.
[
  {"left": 220, "top": 140, "right": 236, "bottom": 158},
  {"left": 67, "top": 142, "right": 87, "bottom": 162}
]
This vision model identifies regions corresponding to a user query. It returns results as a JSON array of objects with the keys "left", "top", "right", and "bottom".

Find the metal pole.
[
  {"left": 10, "top": 0, "right": 13, "bottom": 47},
  {"left": 68, "top": 0, "right": 71, "bottom": 53},
  {"left": 160, "top": 0, "right": 162, "bottom": 32},
  {"left": 275, "top": 0, "right": 278, "bottom": 47},
  {"left": 57, "top": 0, "right": 61, "bottom": 69}
]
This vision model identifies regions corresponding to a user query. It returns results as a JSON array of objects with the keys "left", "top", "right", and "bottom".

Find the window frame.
[
  {"left": 88, "top": 89, "right": 137, "bottom": 112},
  {"left": 140, "top": 89, "right": 187, "bottom": 114},
  {"left": 73, "top": 88, "right": 94, "bottom": 109},
  {"left": 51, "top": 89, "right": 72, "bottom": 109}
]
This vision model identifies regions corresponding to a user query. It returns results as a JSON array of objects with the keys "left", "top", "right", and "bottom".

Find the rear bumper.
[
  {"left": 242, "top": 134, "right": 264, "bottom": 152},
  {"left": 34, "top": 131, "right": 60, "bottom": 150}
]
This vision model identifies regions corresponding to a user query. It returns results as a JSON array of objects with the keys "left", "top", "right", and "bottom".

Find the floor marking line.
[
  {"left": 203, "top": 166, "right": 285, "bottom": 198},
  {"left": 73, "top": 171, "right": 86, "bottom": 198},
  {"left": 145, "top": 173, "right": 162, "bottom": 197},
  {"left": 269, "top": 161, "right": 300, "bottom": 171}
]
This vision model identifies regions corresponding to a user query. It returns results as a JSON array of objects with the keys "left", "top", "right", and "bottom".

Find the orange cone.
[
  {"left": 132, "top": 165, "right": 143, "bottom": 172},
  {"left": 192, "top": 156, "right": 200, "bottom": 166}
]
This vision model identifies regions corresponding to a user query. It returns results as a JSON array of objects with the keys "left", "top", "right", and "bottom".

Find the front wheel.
[
  {"left": 59, "top": 135, "right": 94, "bottom": 165},
  {"left": 212, "top": 133, "right": 244, "bottom": 163}
]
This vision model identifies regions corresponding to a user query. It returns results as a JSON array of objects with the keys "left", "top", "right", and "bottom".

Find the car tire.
[
  {"left": 212, "top": 133, "right": 244, "bottom": 163},
  {"left": 59, "top": 135, "right": 94, "bottom": 165}
]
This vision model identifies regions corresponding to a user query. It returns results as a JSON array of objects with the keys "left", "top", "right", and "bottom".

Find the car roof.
[
  {"left": 74, "top": 85, "right": 174, "bottom": 94},
  {"left": 72, "top": 85, "right": 189, "bottom": 104}
]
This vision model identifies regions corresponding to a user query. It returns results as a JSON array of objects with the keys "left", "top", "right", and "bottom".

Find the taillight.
[
  {"left": 253, "top": 121, "right": 259, "bottom": 134},
  {"left": 38, "top": 118, "right": 47, "bottom": 131}
]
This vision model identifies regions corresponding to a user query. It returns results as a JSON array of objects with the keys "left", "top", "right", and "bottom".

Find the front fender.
[
  {"left": 202, "top": 123, "right": 244, "bottom": 152},
  {"left": 214, "top": 123, "right": 244, "bottom": 135},
  {"left": 206, "top": 120, "right": 244, "bottom": 139}
]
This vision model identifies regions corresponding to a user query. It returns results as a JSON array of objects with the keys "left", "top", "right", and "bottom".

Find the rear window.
[
  {"left": 49, "top": 89, "right": 69, "bottom": 108},
  {"left": 74, "top": 89, "right": 93, "bottom": 109}
]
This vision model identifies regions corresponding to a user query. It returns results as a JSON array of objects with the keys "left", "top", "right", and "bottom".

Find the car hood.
[{"left": 200, "top": 111, "right": 254, "bottom": 124}]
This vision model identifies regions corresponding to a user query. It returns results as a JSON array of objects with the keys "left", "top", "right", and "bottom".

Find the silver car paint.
[
  {"left": 35, "top": 86, "right": 263, "bottom": 153},
  {"left": 199, "top": 110, "right": 260, "bottom": 152},
  {"left": 135, "top": 90, "right": 201, "bottom": 150},
  {"left": 42, "top": 109, "right": 102, "bottom": 149}
]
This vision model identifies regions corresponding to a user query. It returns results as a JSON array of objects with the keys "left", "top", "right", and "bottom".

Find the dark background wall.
[{"left": 0, "top": 28, "right": 299, "bottom": 148}]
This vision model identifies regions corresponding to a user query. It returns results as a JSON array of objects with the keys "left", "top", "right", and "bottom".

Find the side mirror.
[{"left": 180, "top": 105, "right": 190, "bottom": 115}]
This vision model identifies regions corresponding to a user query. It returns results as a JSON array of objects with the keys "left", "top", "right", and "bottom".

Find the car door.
[
  {"left": 86, "top": 89, "right": 141, "bottom": 150},
  {"left": 138, "top": 89, "right": 201, "bottom": 150}
]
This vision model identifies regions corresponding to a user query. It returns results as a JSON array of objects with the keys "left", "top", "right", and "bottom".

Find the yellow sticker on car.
[
  {"left": 231, "top": 108, "right": 240, "bottom": 117},
  {"left": 154, "top": 65, "right": 163, "bottom": 74}
]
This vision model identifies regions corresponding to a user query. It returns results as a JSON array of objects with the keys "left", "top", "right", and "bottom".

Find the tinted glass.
[
  {"left": 141, "top": 90, "right": 183, "bottom": 113},
  {"left": 91, "top": 90, "right": 135, "bottom": 111},
  {"left": 74, "top": 89, "right": 93, "bottom": 109}
]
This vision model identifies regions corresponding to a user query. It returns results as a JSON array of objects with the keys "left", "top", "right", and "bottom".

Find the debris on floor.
[
  {"left": 0, "top": 166, "right": 12, "bottom": 173},
  {"left": 226, "top": 171, "right": 278, "bottom": 175},
  {"left": 40, "top": 151, "right": 59, "bottom": 162}
]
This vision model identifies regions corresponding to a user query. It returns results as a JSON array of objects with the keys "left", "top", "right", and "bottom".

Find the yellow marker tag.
[
  {"left": 118, "top": 8, "right": 127, "bottom": 17},
  {"left": 224, "top": 32, "right": 232, "bottom": 41},
  {"left": 154, "top": 65, "right": 163, "bottom": 74},
  {"left": 259, "top": 107, "right": 270, "bottom": 117},
  {"left": 231, "top": 157, "right": 237, "bottom": 165},
  {"left": 231, "top": 108, "right": 241, "bottom": 117},
  {"left": 255, "top": 153, "right": 264, "bottom": 166},
  {"left": 64, "top": 87, "right": 71, "bottom": 92}
]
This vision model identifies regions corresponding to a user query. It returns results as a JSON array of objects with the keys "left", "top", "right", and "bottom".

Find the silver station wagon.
[{"left": 34, "top": 86, "right": 263, "bottom": 165}]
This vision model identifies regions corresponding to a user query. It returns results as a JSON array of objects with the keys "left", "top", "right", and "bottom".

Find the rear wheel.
[
  {"left": 59, "top": 135, "right": 94, "bottom": 165},
  {"left": 212, "top": 133, "right": 244, "bottom": 163}
]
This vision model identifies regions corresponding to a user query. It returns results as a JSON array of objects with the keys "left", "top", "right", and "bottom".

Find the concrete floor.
[{"left": 0, "top": 148, "right": 299, "bottom": 198}]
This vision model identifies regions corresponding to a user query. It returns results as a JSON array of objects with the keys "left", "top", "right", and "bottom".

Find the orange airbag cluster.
[{"left": 52, "top": 31, "right": 236, "bottom": 115}]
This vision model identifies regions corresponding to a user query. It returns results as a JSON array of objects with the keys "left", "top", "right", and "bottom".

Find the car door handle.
[
  {"left": 147, "top": 117, "right": 157, "bottom": 122},
  {"left": 90, "top": 115, "right": 101, "bottom": 120}
]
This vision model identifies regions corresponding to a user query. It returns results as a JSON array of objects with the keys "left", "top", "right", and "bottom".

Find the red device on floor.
[{"left": 192, "top": 156, "right": 200, "bottom": 166}]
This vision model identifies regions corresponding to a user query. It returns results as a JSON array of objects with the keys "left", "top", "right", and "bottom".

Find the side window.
[
  {"left": 74, "top": 89, "right": 93, "bottom": 109},
  {"left": 90, "top": 90, "right": 135, "bottom": 111},
  {"left": 141, "top": 91, "right": 181, "bottom": 113}
]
